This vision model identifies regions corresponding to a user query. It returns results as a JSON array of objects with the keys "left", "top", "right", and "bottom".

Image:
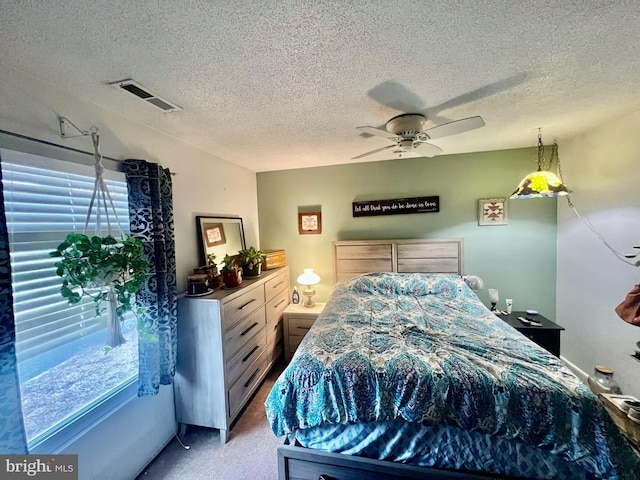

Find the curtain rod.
[
  {"left": 0, "top": 128, "right": 119, "bottom": 161},
  {"left": 0, "top": 128, "right": 175, "bottom": 175}
]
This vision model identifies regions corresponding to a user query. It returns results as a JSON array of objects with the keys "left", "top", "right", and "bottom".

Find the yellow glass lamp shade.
[
  {"left": 511, "top": 132, "right": 570, "bottom": 199},
  {"left": 510, "top": 169, "right": 569, "bottom": 199}
]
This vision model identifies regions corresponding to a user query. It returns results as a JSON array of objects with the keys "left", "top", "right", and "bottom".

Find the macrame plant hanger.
[
  {"left": 85, "top": 130, "right": 127, "bottom": 348},
  {"left": 84, "top": 130, "right": 124, "bottom": 238}
]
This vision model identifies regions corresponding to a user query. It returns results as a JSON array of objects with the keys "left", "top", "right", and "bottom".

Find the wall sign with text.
[{"left": 352, "top": 196, "right": 440, "bottom": 217}]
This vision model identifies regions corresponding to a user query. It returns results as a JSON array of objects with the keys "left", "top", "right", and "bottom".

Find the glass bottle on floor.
[{"left": 588, "top": 365, "right": 622, "bottom": 396}]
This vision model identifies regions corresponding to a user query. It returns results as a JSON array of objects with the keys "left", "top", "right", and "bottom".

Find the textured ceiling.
[{"left": 2, "top": 1, "right": 640, "bottom": 172}]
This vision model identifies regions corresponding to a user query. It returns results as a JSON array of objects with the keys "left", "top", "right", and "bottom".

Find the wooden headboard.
[{"left": 332, "top": 238, "right": 464, "bottom": 283}]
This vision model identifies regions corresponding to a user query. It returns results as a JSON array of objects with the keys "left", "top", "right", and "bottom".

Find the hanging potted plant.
[
  {"left": 47, "top": 131, "right": 150, "bottom": 349},
  {"left": 50, "top": 232, "right": 148, "bottom": 348},
  {"left": 238, "top": 246, "right": 266, "bottom": 278},
  {"left": 221, "top": 254, "right": 242, "bottom": 288}
]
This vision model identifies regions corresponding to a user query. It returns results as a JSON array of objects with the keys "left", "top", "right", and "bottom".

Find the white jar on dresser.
[{"left": 175, "top": 266, "right": 289, "bottom": 443}]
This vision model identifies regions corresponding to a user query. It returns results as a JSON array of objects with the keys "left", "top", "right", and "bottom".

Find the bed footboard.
[{"left": 277, "top": 438, "right": 502, "bottom": 480}]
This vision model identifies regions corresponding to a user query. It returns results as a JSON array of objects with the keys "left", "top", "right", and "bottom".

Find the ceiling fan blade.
[
  {"left": 430, "top": 73, "right": 530, "bottom": 113},
  {"left": 356, "top": 126, "right": 398, "bottom": 139},
  {"left": 423, "top": 116, "right": 485, "bottom": 140},
  {"left": 367, "top": 81, "right": 425, "bottom": 113},
  {"left": 412, "top": 142, "right": 442, "bottom": 158},
  {"left": 352, "top": 144, "right": 394, "bottom": 159}
]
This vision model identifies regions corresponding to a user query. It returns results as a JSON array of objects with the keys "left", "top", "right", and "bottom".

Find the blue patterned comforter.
[{"left": 265, "top": 273, "right": 640, "bottom": 479}]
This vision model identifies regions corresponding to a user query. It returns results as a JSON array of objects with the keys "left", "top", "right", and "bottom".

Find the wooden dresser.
[{"left": 175, "top": 266, "right": 289, "bottom": 443}]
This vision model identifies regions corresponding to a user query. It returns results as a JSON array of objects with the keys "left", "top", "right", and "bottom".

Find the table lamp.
[
  {"left": 488, "top": 288, "right": 499, "bottom": 312},
  {"left": 297, "top": 268, "right": 320, "bottom": 307}
]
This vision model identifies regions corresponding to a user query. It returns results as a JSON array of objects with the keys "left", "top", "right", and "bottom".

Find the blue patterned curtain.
[
  {"left": 124, "top": 160, "right": 177, "bottom": 397},
  {"left": 0, "top": 159, "right": 28, "bottom": 453}
]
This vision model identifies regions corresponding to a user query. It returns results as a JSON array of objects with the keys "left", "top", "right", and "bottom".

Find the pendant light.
[{"left": 510, "top": 130, "right": 569, "bottom": 199}]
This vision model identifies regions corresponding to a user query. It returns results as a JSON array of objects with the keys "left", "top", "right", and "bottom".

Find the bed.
[{"left": 265, "top": 239, "right": 640, "bottom": 479}]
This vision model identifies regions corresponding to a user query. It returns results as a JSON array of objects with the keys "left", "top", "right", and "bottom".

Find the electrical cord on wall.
[
  {"left": 172, "top": 386, "right": 191, "bottom": 450},
  {"left": 565, "top": 194, "right": 639, "bottom": 266},
  {"left": 556, "top": 146, "right": 638, "bottom": 267},
  {"left": 174, "top": 427, "right": 190, "bottom": 450}
]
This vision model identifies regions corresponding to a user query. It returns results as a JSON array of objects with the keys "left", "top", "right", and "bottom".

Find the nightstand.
[
  {"left": 500, "top": 311, "right": 565, "bottom": 357},
  {"left": 283, "top": 303, "right": 326, "bottom": 361}
]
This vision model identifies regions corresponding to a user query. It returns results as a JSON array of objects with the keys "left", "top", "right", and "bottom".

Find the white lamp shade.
[
  {"left": 488, "top": 289, "right": 499, "bottom": 302},
  {"left": 297, "top": 268, "right": 320, "bottom": 286}
]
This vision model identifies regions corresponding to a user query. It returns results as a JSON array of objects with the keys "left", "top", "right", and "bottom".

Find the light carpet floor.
[{"left": 136, "top": 360, "right": 286, "bottom": 479}]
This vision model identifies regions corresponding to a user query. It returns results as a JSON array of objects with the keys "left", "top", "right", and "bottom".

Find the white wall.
[
  {"left": 0, "top": 63, "right": 259, "bottom": 478},
  {"left": 557, "top": 109, "right": 640, "bottom": 398}
]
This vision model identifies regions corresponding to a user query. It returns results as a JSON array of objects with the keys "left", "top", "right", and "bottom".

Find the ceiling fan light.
[
  {"left": 399, "top": 139, "right": 414, "bottom": 150},
  {"left": 509, "top": 170, "right": 570, "bottom": 199}
]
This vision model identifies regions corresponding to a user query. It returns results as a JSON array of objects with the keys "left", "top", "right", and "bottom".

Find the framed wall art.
[
  {"left": 203, "top": 223, "right": 226, "bottom": 246},
  {"left": 298, "top": 212, "right": 322, "bottom": 235},
  {"left": 478, "top": 198, "right": 508, "bottom": 226}
]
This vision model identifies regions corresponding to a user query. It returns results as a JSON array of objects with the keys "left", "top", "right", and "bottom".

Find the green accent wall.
[{"left": 257, "top": 147, "right": 558, "bottom": 317}]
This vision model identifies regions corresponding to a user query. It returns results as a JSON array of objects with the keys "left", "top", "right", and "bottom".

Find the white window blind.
[
  {"left": 1, "top": 149, "right": 130, "bottom": 362},
  {"left": 1, "top": 145, "right": 138, "bottom": 448}
]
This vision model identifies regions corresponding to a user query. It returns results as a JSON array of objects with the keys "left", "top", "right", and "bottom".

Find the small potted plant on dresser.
[
  {"left": 238, "top": 246, "right": 266, "bottom": 278},
  {"left": 193, "top": 253, "right": 221, "bottom": 290},
  {"left": 221, "top": 254, "right": 242, "bottom": 288}
]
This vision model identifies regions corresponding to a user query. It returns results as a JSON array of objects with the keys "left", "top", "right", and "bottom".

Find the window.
[{"left": 0, "top": 148, "right": 138, "bottom": 449}]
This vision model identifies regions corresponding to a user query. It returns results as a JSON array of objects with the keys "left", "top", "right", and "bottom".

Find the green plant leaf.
[{"left": 50, "top": 233, "right": 149, "bottom": 319}]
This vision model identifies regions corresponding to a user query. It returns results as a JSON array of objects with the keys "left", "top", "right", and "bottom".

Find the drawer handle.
[
  {"left": 244, "top": 368, "right": 260, "bottom": 388},
  {"left": 274, "top": 299, "right": 286, "bottom": 308},
  {"left": 239, "top": 298, "right": 257, "bottom": 310},
  {"left": 271, "top": 281, "right": 285, "bottom": 289},
  {"left": 242, "top": 345, "right": 259, "bottom": 362},
  {"left": 241, "top": 322, "right": 259, "bottom": 336},
  {"left": 296, "top": 327, "right": 309, "bottom": 331}
]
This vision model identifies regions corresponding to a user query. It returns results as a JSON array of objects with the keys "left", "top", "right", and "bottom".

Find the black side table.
[{"left": 499, "top": 311, "right": 565, "bottom": 357}]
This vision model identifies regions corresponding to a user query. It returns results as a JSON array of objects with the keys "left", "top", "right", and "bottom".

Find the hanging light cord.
[
  {"left": 83, "top": 130, "right": 124, "bottom": 237},
  {"left": 566, "top": 199, "right": 635, "bottom": 264},
  {"left": 554, "top": 141, "right": 637, "bottom": 266}
]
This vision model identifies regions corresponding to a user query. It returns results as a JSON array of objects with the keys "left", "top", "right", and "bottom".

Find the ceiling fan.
[{"left": 353, "top": 113, "right": 485, "bottom": 159}]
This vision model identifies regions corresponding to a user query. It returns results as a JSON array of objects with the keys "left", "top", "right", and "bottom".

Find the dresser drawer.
[
  {"left": 266, "top": 313, "right": 284, "bottom": 345},
  {"left": 266, "top": 339, "right": 283, "bottom": 365},
  {"left": 266, "top": 288, "right": 289, "bottom": 322},
  {"left": 519, "top": 328, "right": 561, "bottom": 357},
  {"left": 289, "top": 335, "right": 308, "bottom": 352},
  {"left": 222, "top": 285, "right": 265, "bottom": 330},
  {"left": 226, "top": 327, "right": 266, "bottom": 386},
  {"left": 265, "top": 270, "right": 289, "bottom": 302},
  {"left": 288, "top": 316, "right": 316, "bottom": 334},
  {"left": 223, "top": 307, "right": 265, "bottom": 357},
  {"left": 228, "top": 351, "right": 267, "bottom": 419}
]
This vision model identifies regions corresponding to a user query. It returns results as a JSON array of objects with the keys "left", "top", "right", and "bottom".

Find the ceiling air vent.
[{"left": 108, "top": 79, "right": 181, "bottom": 113}]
